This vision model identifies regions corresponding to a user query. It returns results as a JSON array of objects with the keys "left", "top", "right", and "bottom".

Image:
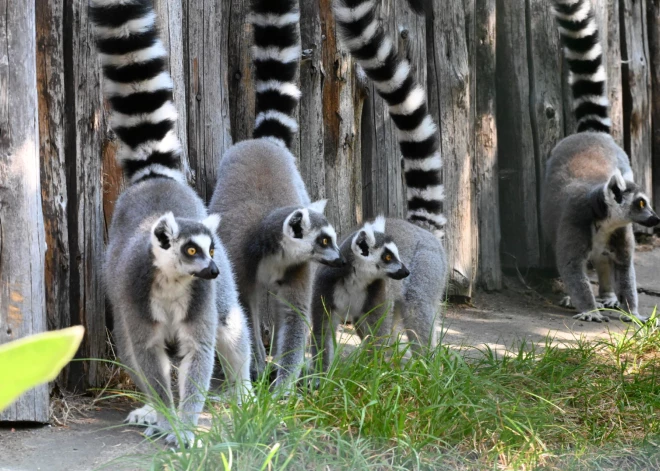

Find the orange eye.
[
  {"left": 322, "top": 238, "right": 329, "bottom": 247},
  {"left": 640, "top": 200, "right": 646, "bottom": 209},
  {"left": 384, "top": 253, "right": 392, "bottom": 262},
  {"left": 187, "top": 247, "right": 197, "bottom": 256}
]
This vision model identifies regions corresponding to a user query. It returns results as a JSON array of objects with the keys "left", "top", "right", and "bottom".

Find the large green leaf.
[{"left": 0, "top": 326, "right": 84, "bottom": 411}]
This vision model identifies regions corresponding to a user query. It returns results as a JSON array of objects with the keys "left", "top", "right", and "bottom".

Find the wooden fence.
[{"left": 1, "top": 0, "right": 659, "bottom": 417}]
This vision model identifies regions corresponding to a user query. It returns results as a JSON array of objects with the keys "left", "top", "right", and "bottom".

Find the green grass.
[{"left": 104, "top": 313, "right": 660, "bottom": 471}]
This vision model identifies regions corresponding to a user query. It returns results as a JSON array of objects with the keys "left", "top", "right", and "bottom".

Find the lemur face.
[
  {"left": 604, "top": 174, "right": 660, "bottom": 228},
  {"left": 350, "top": 217, "right": 409, "bottom": 281},
  {"left": 151, "top": 212, "right": 222, "bottom": 279},
  {"left": 283, "top": 200, "right": 344, "bottom": 267}
]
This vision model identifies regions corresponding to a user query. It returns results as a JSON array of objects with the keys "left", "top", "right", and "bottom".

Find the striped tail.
[
  {"left": 251, "top": 0, "right": 302, "bottom": 149},
  {"left": 551, "top": 0, "right": 611, "bottom": 134},
  {"left": 333, "top": 0, "right": 446, "bottom": 236},
  {"left": 90, "top": 0, "right": 184, "bottom": 184}
]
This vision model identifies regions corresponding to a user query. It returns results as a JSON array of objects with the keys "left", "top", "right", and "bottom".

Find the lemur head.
[
  {"left": 282, "top": 200, "right": 344, "bottom": 267},
  {"left": 151, "top": 212, "right": 222, "bottom": 280},
  {"left": 595, "top": 172, "right": 660, "bottom": 228},
  {"left": 350, "top": 217, "right": 409, "bottom": 281}
]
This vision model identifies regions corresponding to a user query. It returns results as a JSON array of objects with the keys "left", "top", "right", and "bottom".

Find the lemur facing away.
[
  {"left": 545, "top": 0, "right": 659, "bottom": 323},
  {"left": 208, "top": 0, "right": 343, "bottom": 389},
  {"left": 91, "top": 0, "right": 252, "bottom": 446},
  {"left": 309, "top": 0, "right": 448, "bottom": 371}
]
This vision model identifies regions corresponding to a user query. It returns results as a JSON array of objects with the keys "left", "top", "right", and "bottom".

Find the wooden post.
[
  {"left": 602, "top": 0, "right": 624, "bottom": 145},
  {"left": 620, "top": 0, "right": 653, "bottom": 233},
  {"left": 65, "top": 0, "right": 107, "bottom": 390},
  {"left": 185, "top": 0, "right": 233, "bottom": 201},
  {"left": 319, "top": 0, "right": 363, "bottom": 235},
  {"left": 495, "top": 1, "right": 540, "bottom": 270},
  {"left": 428, "top": 0, "right": 477, "bottom": 297},
  {"left": 36, "top": 0, "right": 71, "bottom": 390},
  {"left": 466, "top": 0, "right": 501, "bottom": 290},
  {"left": 154, "top": 0, "right": 190, "bottom": 180},
  {"left": 648, "top": 0, "right": 660, "bottom": 210},
  {"left": 0, "top": 0, "right": 48, "bottom": 421}
]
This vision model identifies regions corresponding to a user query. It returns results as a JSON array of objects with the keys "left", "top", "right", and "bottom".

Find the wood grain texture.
[
  {"left": 154, "top": 0, "right": 190, "bottom": 180},
  {"left": 320, "top": 0, "right": 363, "bottom": 236},
  {"left": 620, "top": 0, "right": 653, "bottom": 232},
  {"left": 36, "top": 0, "right": 70, "bottom": 390},
  {"left": 496, "top": 0, "right": 540, "bottom": 270},
  {"left": 428, "top": 0, "right": 477, "bottom": 297},
  {"left": 185, "top": 0, "right": 233, "bottom": 201},
  {"left": 0, "top": 0, "right": 48, "bottom": 422},
  {"left": 468, "top": 0, "right": 501, "bottom": 290},
  {"left": 65, "top": 0, "right": 107, "bottom": 389},
  {"left": 648, "top": 0, "right": 660, "bottom": 210}
]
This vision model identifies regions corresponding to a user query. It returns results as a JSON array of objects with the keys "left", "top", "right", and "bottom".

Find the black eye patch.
[
  {"left": 181, "top": 242, "right": 202, "bottom": 257},
  {"left": 381, "top": 249, "right": 394, "bottom": 263},
  {"left": 316, "top": 234, "right": 330, "bottom": 247}
]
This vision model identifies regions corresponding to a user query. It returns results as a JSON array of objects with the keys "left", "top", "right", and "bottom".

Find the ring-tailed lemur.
[
  {"left": 544, "top": 0, "right": 659, "bottom": 323},
  {"left": 311, "top": 217, "right": 446, "bottom": 371},
  {"left": 308, "top": 0, "right": 448, "bottom": 370},
  {"left": 208, "top": 0, "right": 343, "bottom": 389},
  {"left": 91, "top": 0, "right": 252, "bottom": 446}
]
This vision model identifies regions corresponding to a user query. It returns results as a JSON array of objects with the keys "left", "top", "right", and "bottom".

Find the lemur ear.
[
  {"left": 202, "top": 213, "right": 221, "bottom": 233},
  {"left": 286, "top": 210, "right": 304, "bottom": 239},
  {"left": 371, "top": 215, "right": 386, "bottom": 233},
  {"left": 607, "top": 172, "right": 625, "bottom": 204},
  {"left": 152, "top": 212, "right": 179, "bottom": 250},
  {"left": 308, "top": 199, "right": 327, "bottom": 214},
  {"left": 352, "top": 230, "right": 371, "bottom": 257}
]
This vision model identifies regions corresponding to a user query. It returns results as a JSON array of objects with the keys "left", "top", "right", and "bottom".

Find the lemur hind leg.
[
  {"left": 216, "top": 304, "right": 253, "bottom": 403},
  {"left": 556, "top": 231, "right": 609, "bottom": 322},
  {"left": 594, "top": 255, "right": 619, "bottom": 309}
]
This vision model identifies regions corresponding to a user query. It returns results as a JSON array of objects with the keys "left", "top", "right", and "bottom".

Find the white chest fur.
[
  {"left": 590, "top": 220, "right": 626, "bottom": 263},
  {"left": 333, "top": 276, "right": 370, "bottom": 322},
  {"left": 149, "top": 273, "right": 193, "bottom": 346}
]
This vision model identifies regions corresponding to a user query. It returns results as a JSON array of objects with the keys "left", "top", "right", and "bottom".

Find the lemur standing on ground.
[
  {"left": 208, "top": 0, "right": 344, "bottom": 389},
  {"left": 545, "top": 0, "right": 659, "bottom": 323},
  {"left": 310, "top": 0, "right": 448, "bottom": 371},
  {"left": 91, "top": 0, "right": 252, "bottom": 446}
]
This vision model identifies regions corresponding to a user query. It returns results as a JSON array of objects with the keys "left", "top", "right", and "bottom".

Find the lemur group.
[{"left": 90, "top": 0, "right": 659, "bottom": 447}]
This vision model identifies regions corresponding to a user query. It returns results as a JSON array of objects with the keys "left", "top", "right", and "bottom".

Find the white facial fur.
[
  {"left": 350, "top": 223, "right": 404, "bottom": 282},
  {"left": 151, "top": 213, "right": 216, "bottom": 278}
]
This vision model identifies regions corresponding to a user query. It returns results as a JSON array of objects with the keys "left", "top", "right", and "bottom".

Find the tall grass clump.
[{"left": 104, "top": 311, "right": 660, "bottom": 470}]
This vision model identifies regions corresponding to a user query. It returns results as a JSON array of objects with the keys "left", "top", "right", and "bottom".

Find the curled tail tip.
[
  {"left": 91, "top": 0, "right": 184, "bottom": 183},
  {"left": 551, "top": 0, "right": 610, "bottom": 134}
]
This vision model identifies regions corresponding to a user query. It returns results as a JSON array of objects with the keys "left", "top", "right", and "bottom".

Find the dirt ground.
[{"left": 1, "top": 244, "right": 658, "bottom": 471}]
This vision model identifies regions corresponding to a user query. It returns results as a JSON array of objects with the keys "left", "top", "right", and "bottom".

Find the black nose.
[
  {"left": 388, "top": 265, "right": 410, "bottom": 280},
  {"left": 195, "top": 261, "right": 219, "bottom": 280},
  {"left": 642, "top": 213, "right": 660, "bottom": 227}
]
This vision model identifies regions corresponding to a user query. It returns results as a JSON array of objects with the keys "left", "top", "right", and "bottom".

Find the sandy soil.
[{"left": 1, "top": 245, "right": 658, "bottom": 471}]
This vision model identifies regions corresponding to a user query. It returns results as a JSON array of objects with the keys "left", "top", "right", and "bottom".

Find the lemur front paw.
[
  {"left": 165, "top": 430, "right": 196, "bottom": 449},
  {"left": 573, "top": 311, "right": 609, "bottom": 323},
  {"left": 596, "top": 293, "right": 620, "bottom": 309},
  {"left": 560, "top": 296, "right": 574, "bottom": 309},
  {"left": 126, "top": 404, "right": 157, "bottom": 426}
]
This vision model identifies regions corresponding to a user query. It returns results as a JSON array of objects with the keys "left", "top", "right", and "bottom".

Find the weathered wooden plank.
[
  {"left": 466, "top": 0, "right": 501, "bottom": 290},
  {"left": 227, "top": 0, "right": 255, "bottom": 147},
  {"left": 36, "top": 0, "right": 71, "bottom": 390},
  {"left": 495, "top": 1, "right": 540, "bottom": 269},
  {"left": 0, "top": 0, "right": 48, "bottom": 421},
  {"left": 185, "top": 0, "right": 233, "bottom": 201},
  {"left": 427, "top": 0, "right": 477, "bottom": 297},
  {"left": 620, "top": 0, "right": 653, "bottom": 232},
  {"left": 528, "top": 0, "right": 565, "bottom": 269},
  {"left": 319, "top": 0, "right": 363, "bottom": 236},
  {"left": 299, "top": 0, "right": 327, "bottom": 203},
  {"left": 154, "top": 0, "right": 190, "bottom": 180},
  {"left": 648, "top": 0, "right": 660, "bottom": 210},
  {"left": 65, "top": 0, "right": 107, "bottom": 390},
  {"left": 604, "top": 0, "right": 624, "bottom": 145}
]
